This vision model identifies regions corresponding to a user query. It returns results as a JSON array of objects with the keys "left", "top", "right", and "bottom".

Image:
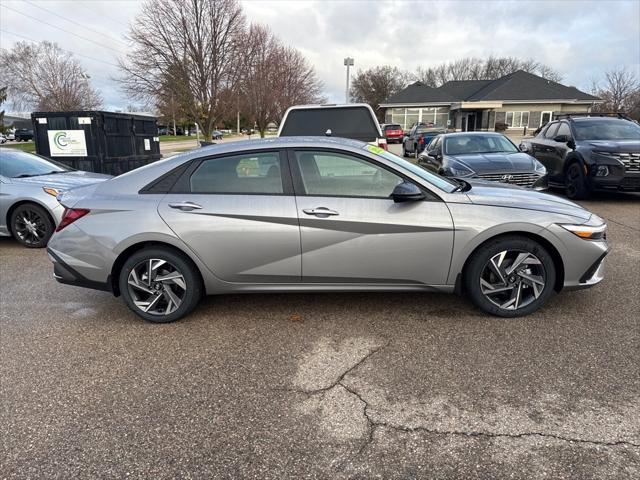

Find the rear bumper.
[{"left": 48, "top": 248, "right": 112, "bottom": 293}]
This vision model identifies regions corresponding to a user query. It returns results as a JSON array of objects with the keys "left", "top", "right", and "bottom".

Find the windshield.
[
  {"left": 444, "top": 134, "right": 518, "bottom": 155},
  {"left": 573, "top": 119, "right": 640, "bottom": 141},
  {"left": 363, "top": 145, "right": 458, "bottom": 193},
  {"left": 0, "top": 150, "right": 70, "bottom": 178}
]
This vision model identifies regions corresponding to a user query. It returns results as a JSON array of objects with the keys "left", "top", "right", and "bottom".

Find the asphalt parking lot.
[{"left": 1, "top": 183, "right": 639, "bottom": 478}]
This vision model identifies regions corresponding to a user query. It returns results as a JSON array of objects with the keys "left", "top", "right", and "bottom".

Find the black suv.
[
  {"left": 520, "top": 114, "right": 640, "bottom": 199},
  {"left": 14, "top": 128, "right": 34, "bottom": 142}
]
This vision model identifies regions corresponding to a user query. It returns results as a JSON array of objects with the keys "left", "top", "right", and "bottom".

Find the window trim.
[
  {"left": 168, "top": 148, "right": 295, "bottom": 196},
  {"left": 286, "top": 147, "right": 437, "bottom": 201},
  {"left": 505, "top": 111, "right": 530, "bottom": 129}
]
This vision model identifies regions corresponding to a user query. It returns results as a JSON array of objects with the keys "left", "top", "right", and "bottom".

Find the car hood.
[
  {"left": 12, "top": 171, "right": 112, "bottom": 190},
  {"left": 581, "top": 140, "right": 640, "bottom": 152},
  {"left": 447, "top": 152, "right": 538, "bottom": 173},
  {"left": 464, "top": 181, "right": 591, "bottom": 220}
]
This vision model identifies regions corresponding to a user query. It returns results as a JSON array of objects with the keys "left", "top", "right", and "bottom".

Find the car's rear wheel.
[
  {"left": 119, "top": 248, "right": 203, "bottom": 323},
  {"left": 565, "top": 162, "right": 591, "bottom": 199},
  {"left": 464, "top": 236, "right": 556, "bottom": 317},
  {"left": 10, "top": 203, "right": 54, "bottom": 248},
  {"left": 402, "top": 144, "right": 408, "bottom": 157}
]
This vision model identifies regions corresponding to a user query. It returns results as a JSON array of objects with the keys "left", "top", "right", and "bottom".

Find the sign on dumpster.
[{"left": 47, "top": 130, "right": 88, "bottom": 157}]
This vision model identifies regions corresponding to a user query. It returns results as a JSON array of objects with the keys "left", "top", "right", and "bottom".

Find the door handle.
[
  {"left": 168, "top": 201, "right": 203, "bottom": 211},
  {"left": 303, "top": 207, "right": 339, "bottom": 217}
]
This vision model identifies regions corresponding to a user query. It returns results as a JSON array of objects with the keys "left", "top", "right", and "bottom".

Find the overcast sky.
[{"left": 1, "top": 0, "right": 639, "bottom": 111}]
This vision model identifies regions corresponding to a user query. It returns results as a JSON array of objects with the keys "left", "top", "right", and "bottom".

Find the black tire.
[
  {"left": 402, "top": 143, "right": 408, "bottom": 157},
  {"left": 464, "top": 235, "right": 556, "bottom": 318},
  {"left": 10, "top": 203, "right": 54, "bottom": 248},
  {"left": 119, "top": 247, "right": 203, "bottom": 323},
  {"left": 565, "top": 162, "right": 591, "bottom": 200},
  {"left": 414, "top": 146, "right": 420, "bottom": 160}
]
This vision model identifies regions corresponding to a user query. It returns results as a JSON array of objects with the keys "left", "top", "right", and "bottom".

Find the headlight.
[
  {"left": 446, "top": 162, "right": 475, "bottom": 177},
  {"left": 560, "top": 223, "right": 607, "bottom": 240},
  {"left": 534, "top": 160, "right": 546, "bottom": 174},
  {"left": 43, "top": 187, "right": 61, "bottom": 197}
]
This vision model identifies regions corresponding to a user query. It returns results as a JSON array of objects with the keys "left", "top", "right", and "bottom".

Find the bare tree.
[
  {"left": 350, "top": 66, "right": 412, "bottom": 119},
  {"left": 592, "top": 67, "right": 640, "bottom": 116},
  {"left": 0, "top": 41, "right": 102, "bottom": 111},
  {"left": 119, "top": 0, "right": 246, "bottom": 141},
  {"left": 414, "top": 56, "right": 562, "bottom": 87}
]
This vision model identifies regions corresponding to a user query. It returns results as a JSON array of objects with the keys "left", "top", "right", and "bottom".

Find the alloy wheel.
[
  {"left": 479, "top": 250, "right": 546, "bottom": 310},
  {"left": 127, "top": 258, "right": 187, "bottom": 316},
  {"left": 14, "top": 208, "right": 47, "bottom": 246}
]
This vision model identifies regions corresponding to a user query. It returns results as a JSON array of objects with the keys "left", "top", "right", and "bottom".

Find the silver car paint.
[
  {"left": 48, "top": 137, "right": 607, "bottom": 296},
  {"left": 0, "top": 170, "right": 110, "bottom": 236}
]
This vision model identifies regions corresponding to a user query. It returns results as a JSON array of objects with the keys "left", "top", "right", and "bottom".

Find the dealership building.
[{"left": 380, "top": 70, "right": 602, "bottom": 132}]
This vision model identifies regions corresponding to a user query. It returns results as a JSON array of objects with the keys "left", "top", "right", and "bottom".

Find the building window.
[
  {"left": 385, "top": 107, "right": 450, "bottom": 130},
  {"left": 505, "top": 111, "right": 530, "bottom": 128}
]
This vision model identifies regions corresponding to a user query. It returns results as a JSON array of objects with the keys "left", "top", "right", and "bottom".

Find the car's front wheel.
[
  {"left": 10, "top": 203, "right": 54, "bottom": 248},
  {"left": 119, "top": 247, "right": 203, "bottom": 323},
  {"left": 464, "top": 236, "right": 556, "bottom": 317},
  {"left": 565, "top": 162, "right": 591, "bottom": 199}
]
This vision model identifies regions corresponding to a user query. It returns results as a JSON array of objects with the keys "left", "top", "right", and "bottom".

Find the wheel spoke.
[
  {"left": 481, "top": 249, "right": 546, "bottom": 311},
  {"left": 127, "top": 258, "right": 187, "bottom": 317}
]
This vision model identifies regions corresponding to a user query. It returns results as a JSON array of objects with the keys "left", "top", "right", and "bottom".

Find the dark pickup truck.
[
  {"left": 14, "top": 129, "right": 34, "bottom": 142},
  {"left": 402, "top": 123, "right": 446, "bottom": 159}
]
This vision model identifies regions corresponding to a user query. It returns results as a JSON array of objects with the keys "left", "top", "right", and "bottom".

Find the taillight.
[
  {"left": 418, "top": 136, "right": 424, "bottom": 145},
  {"left": 378, "top": 138, "right": 388, "bottom": 151},
  {"left": 56, "top": 208, "right": 90, "bottom": 232}
]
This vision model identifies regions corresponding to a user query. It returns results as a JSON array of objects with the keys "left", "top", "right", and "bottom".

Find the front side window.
[
  {"left": 295, "top": 151, "right": 402, "bottom": 198},
  {"left": 190, "top": 152, "right": 283, "bottom": 194},
  {"left": 556, "top": 122, "right": 572, "bottom": 138},
  {"left": 544, "top": 122, "right": 559, "bottom": 139}
]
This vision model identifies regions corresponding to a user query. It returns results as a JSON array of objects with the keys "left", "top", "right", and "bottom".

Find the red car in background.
[{"left": 381, "top": 123, "right": 404, "bottom": 143}]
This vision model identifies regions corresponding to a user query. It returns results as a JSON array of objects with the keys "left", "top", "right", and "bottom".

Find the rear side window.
[
  {"left": 189, "top": 152, "right": 283, "bottom": 194},
  {"left": 279, "top": 107, "right": 380, "bottom": 141}
]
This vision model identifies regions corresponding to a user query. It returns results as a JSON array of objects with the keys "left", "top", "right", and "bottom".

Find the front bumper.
[{"left": 564, "top": 249, "right": 608, "bottom": 291}]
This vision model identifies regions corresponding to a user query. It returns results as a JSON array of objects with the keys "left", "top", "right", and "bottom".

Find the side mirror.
[
  {"left": 519, "top": 143, "right": 529, "bottom": 152},
  {"left": 428, "top": 150, "right": 439, "bottom": 158},
  {"left": 553, "top": 134, "right": 570, "bottom": 143},
  {"left": 392, "top": 181, "right": 426, "bottom": 203}
]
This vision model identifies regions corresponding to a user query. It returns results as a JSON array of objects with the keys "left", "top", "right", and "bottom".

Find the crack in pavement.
[
  {"left": 338, "top": 381, "right": 640, "bottom": 452},
  {"left": 603, "top": 217, "right": 640, "bottom": 232},
  {"left": 299, "top": 341, "right": 390, "bottom": 396},
  {"left": 290, "top": 341, "right": 640, "bottom": 453}
]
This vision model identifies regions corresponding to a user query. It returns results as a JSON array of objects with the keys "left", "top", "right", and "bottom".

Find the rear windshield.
[
  {"left": 279, "top": 107, "right": 381, "bottom": 141},
  {"left": 384, "top": 124, "right": 402, "bottom": 131}
]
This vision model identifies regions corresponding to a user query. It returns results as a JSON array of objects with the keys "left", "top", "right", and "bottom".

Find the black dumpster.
[{"left": 31, "top": 111, "right": 161, "bottom": 175}]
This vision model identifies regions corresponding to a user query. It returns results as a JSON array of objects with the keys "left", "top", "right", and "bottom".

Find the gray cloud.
[{"left": 2, "top": 0, "right": 638, "bottom": 109}]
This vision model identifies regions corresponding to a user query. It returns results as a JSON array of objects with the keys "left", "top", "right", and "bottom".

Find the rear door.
[
  {"left": 289, "top": 148, "right": 454, "bottom": 285},
  {"left": 158, "top": 150, "right": 301, "bottom": 283}
]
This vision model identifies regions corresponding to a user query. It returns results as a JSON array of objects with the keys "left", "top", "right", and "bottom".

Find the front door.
[
  {"left": 289, "top": 149, "right": 454, "bottom": 285},
  {"left": 158, "top": 150, "right": 301, "bottom": 283}
]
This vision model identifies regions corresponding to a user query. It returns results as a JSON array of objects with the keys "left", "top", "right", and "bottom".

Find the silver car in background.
[
  {"left": 47, "top": 137, "right": 608, "bottom": 323},
  {"left": 0, "top": 149, "right": 111, "bottom": 247}
]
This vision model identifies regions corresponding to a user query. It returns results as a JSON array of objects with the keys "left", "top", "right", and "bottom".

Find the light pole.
[{"left": 344, "top": 57, "right": 354, "bottom": 104}]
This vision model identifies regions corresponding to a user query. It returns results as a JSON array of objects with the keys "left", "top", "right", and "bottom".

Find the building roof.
[
  {"left": 439, "top": 80, "right": 493, "bottom": 100},
  {"left": 383, "top": 70, "right": 600, "bottom": 106},
  {"left": 384, "top": 81, "right": 457, "bottom": 104},
  {"left": 466, "top": 70, "right": 599, "bottom": 102}
]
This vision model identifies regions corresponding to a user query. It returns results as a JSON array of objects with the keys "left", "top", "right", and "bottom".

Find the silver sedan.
[
  {"left": 0, "top": 149, "right": 110, "bottom": 247},
  {"left": 47, "top": 137, "right": 608, "bottom": 322}
]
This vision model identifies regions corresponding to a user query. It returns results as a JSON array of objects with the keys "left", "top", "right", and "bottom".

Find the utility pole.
[{"left": 344, "top": 57, "right": 354, "bottom": 104}]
